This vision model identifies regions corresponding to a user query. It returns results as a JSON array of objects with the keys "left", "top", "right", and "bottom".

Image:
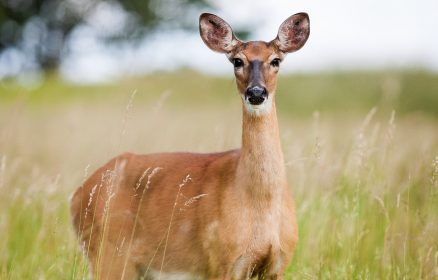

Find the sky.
[{"left": 3, "top": 0, "right": 438, "bottom": 83}]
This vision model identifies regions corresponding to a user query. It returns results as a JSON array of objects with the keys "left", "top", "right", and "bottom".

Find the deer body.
[{"left": 71, "top": 12, "right": 309, "bottom": 280}]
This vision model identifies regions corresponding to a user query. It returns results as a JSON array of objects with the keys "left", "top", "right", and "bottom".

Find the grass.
[{"left": 0, "top": 70, "right": 437, "bottom": 279}]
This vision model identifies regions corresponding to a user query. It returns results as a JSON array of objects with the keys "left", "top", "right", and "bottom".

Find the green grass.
[{"left": 0, "top": 70, "right": 437, "bottom": 279}]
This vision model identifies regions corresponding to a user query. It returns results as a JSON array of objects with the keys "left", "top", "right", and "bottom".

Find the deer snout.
[{"left": 245, "top": 86, "right": 267, "bottom": 105}]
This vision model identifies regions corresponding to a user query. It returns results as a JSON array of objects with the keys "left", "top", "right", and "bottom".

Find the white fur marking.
[
  {"left": 203, "top": 220, "right": 219, "bottom": 250},
  {"left": 148, "top": 269, "right": 201, "bottom": 280},
  {"left": 242, "top": 95, "right": 273, "bottom": 116}
]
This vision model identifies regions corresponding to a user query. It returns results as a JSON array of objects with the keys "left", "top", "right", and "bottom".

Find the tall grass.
[
  {"left": 0, "top": 72, "right": 437, "bottom": 279},
  {"left": 285, "top": 110, "right": 438, "bottom": 279}
]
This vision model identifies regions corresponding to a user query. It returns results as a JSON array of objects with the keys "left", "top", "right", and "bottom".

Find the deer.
[{"left": 70, "top": 12, "right": 310, "bottom": 280}]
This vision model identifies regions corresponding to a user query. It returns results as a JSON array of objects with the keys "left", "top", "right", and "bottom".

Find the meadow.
[{"left": 0, "top": 70, "right": 437, "bottom": 279}]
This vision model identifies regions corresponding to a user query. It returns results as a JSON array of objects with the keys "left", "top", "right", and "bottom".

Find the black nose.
[{"left": 245, "top": 86, "right": 267, "bottom": 105}]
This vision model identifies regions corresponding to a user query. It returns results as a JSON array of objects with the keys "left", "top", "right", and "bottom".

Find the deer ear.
[
  {"left": 273, "top": 12, "right": 310, "bottom": 53},
  {"left": 199, "top": 13, "right": 240, "bottom": 53}
]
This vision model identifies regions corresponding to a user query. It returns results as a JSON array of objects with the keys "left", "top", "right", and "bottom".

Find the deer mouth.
[
  {"left": 247, "top": 95, "right": 265, "bottom": 105},
  {"left": 243, "top": 94, "right": 273, "bottom": 116}
]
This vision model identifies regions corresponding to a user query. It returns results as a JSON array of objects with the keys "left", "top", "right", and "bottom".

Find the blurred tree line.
[{"left": 0, "top": 0, "right": 210, "bottom": 71}]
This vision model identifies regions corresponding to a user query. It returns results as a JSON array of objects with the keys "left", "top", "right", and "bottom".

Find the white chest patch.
[
  {"left": 203, "top": 220, "right": 219, "bottom": 250},
  {"left": 146, "top": 269, "right": 201, "bottom": 280}
]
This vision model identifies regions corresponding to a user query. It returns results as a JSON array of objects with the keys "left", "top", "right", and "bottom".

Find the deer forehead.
[{"left": 233, "top": 41, "right": 280, "bottom": 62}]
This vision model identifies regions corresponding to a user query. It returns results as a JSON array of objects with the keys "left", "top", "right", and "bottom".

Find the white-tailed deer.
[{"left": 71, "top": 12, "right": 310, "bottom": 280}]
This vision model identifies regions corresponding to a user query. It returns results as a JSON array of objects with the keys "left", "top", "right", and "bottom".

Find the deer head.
[{"left": 199, "top": 12, "right": 310, "bottom": 116}]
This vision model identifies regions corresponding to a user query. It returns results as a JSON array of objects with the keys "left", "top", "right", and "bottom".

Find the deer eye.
[
  {"left": 233, "top": 58, "right": 244, "bottom": 68},
  {"left": 270, "top": 58, "right": 280, "bottom": 67}
]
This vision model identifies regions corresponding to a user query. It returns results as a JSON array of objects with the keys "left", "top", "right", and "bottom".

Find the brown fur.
[{"left": 71, "top": 12, "right": 310, "bottom": 280}]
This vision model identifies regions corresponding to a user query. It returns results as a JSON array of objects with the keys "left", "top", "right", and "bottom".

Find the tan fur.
[
  {"left": 71, "top": 12, "right": 310, "bottom": 280},
  {"left": 230, "top": 42, "right": 284, "bottom": 96}
]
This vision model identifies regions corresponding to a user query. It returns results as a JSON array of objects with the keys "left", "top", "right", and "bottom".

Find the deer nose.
[{"left": 245, "top": 86, "right": 267, "bottom": 105}]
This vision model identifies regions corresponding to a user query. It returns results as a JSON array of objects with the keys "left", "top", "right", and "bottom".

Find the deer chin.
[{"left": 242, "top": 95, "right": 273, "bottom": 116}]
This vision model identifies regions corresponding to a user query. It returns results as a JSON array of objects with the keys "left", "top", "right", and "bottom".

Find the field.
[{"left": 0, "top": 70, "right": 437, "bottom": 279}]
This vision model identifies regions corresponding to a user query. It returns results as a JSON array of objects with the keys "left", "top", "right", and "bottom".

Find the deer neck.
[{"left": 236, "top": 99, "right": 287, "bottom": 200}]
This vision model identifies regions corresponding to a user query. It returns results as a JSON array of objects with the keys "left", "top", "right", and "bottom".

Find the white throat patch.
[{"left": 242, "top": 95, "right": 273, "bottom": 116}]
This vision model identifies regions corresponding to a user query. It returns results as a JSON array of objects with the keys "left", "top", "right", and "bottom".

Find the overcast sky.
[{"left": 57, "top": 0, "right": 438, "bottom": 82}]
